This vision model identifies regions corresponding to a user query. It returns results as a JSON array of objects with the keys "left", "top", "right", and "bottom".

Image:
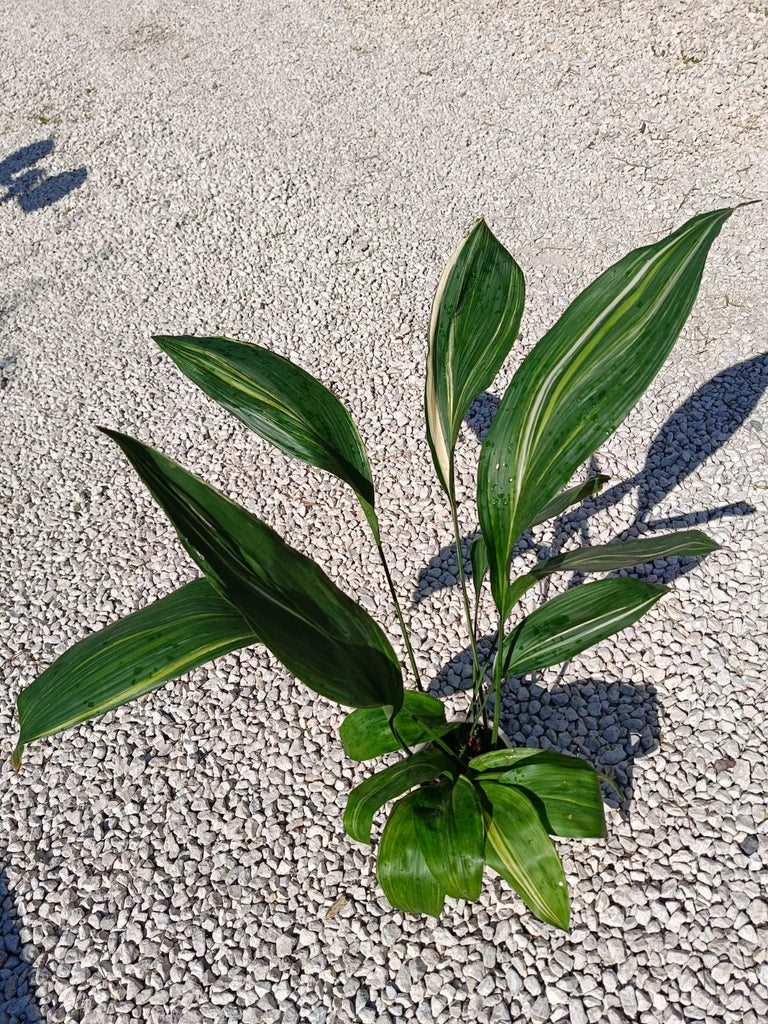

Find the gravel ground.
[{"left": 1, "top": 2, "right": 767, "bottom": 1022}]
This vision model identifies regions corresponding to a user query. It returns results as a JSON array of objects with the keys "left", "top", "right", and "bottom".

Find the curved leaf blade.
[
  {"left": 469, "top": 747, "right": 590, "bottom": 774},
  {"left": 478, "top": 208, "right": 732, "bottom": 611},
  {"left": 530, "top": 474, "right": 610, "bottom": 528},
  {"left": 377, "top": 792, "right": 446, "bottom": 917},
  {"left": 340, "top": 692, "right": 447, "bottom": 761},
  {"left": 154, "top": 335, "right": 378, "bottom": 533},
  {"left": 99, "top": 429, "right": 403, "bottom": 710},
  {"left": 469, "top": 535, "right": 489, "bottom": 602},
  {"left": 413, "top": 775, "right": 484, "bottom": 901},
  {"left": 344, "top": 748, "right": 453, "bottom": 844},
  {"left": 529, "top": 530, "right": 718, "bottom": 579},
  {"left": 13, "top": 579, "right": 255, "bottom": 768},
  {"left": 503, "top": 578, "right": 667, "bottom": 677},
  {"left": 496, "top": 762, "right": 606, "bottom": 838},
  {"left": 426, "top": 219, "right": 525, "bottom": 492},
  {"left": 480, "top": 780, "right": 570, "bottom": 929}
]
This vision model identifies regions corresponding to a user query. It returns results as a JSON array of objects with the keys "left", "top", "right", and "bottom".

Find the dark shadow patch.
[
  {"left": 0, "top": 139, "right": 87, "bottom": 212},
  {"left": 1, "top": 869, "right": 44, "bottom": 1023}
]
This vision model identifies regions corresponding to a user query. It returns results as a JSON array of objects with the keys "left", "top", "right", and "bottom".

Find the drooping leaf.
[
  {"left": 502, "top": 529, "right": 716, "bottom": 617},
  {"left": 344, "top": 748, "right": 453, "bottom": 844},
  {"left": 413, "top": 775, "right": 484, "bottom": 901},
  {"left": 480, "top": 780, "right": 570, "bottom": 929},
  {"left": 495, "top": 761, "right": 606, "bottom": 838},
  {"left": 478, "top": 208, "right": 733, "bottom": 612},
  {"left": 502, "top": 578, "right": 667, "bottom": 677},
  {"left": 377, "top": 792, "right": 446, "bottom": 917},
  {"left": 340, "top": 692, "right": 448, "bottom": 761},
  {"left": 529, "top": 529, "right": 718, "bottom": 578},
  {"left": 99, "top": 430, "right": 403, "bottom": 711},
  {"left": 469, "top": 535, "right": 489, "bottom": 602},
  {"left": 529, "top": 475, "right": 610, "bottom": 527},
  {"left": 13, "top": 579, "right": 255, "bottom": 769},
  {"left": 426, "top": 219, "right": 525, "bottom": 493},
  {"left": 154, "top": 335, "right": 379, "bottom": 535}
]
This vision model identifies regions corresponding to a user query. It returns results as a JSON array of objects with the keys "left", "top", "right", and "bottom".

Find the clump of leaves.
[{"left": 13, "top": 208, "right": 743, "bottom": 928}]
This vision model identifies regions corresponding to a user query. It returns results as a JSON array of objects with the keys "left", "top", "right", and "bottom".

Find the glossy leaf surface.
[
  {"left": 529, "top": 474, "right": 610, "bottom": 527},
  {"left": 100, "top": 430, "right": 403, "bottom": 710},
  {"left": 426, "top": 220, "right": 525, "bottom": 492},
  {"left": 496, "top": 759, "right": 606, "bottom": 838},
  {"left": 503, "top": 529, "right": 715, "bottom": 616},
  {"left": 155, "top": 335, "right": 378, "bottom": 533},
  {"left": 377, "top": 792, "right": 446, "bottom": 917},
  {"left": 344, "top": 748, "right": 453, "bottom": 844},
  {"left": 503, "top": 579, "right": 668, "bottom": 677},
  {"left": 530, "top": 530, "right": 717, "bottom": 578},
  {"left": 413, "top": 775, "right": 484, "bottom": 900},
  {"left": 340, "top": 692, "right": 447, "bottom": 761},
  {"left": 480, "top": 780, "right": 570, "bottom": 929},
  {"left": 13, "top": 579, "right": 255, "bottom": 769},
  {"left": 478, "top": 208, "right": 732, "bottom": 611}
]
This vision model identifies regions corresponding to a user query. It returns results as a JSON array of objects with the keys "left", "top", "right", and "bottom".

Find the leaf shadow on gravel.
[
  {"left": 428, "top": 640, "right": 656, "bottom": 812},
  {"left": 413, "top": 352, "right": 767, "bottom": 603},
  {"left": 0, "top": 869, "right": 44, "bottom": 1024},
  {"left": 0, "top": 139, "right": 87, "bottom": 213}
]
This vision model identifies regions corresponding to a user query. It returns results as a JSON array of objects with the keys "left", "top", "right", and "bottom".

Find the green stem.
[
  {"left": 375, "top": 541, "right": 424, "bottom": 691},
  {"left": 406, "top": 711, "right": 461, "bottom": 767},
  {"left": 491, "top": 614, "right": 505, "bottom": 746},
  {"left": 449, "top": 492, "right": 481, "bottom": 687}
]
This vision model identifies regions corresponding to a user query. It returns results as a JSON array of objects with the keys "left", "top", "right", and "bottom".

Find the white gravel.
[{"left": 1, "top": 2, "right": 767, "bottom": 1023}]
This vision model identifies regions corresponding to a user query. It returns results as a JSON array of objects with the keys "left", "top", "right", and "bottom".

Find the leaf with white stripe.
[
  {"left": 426, "top": 219, "right": 525, "bottom": 493},
  {"left": 478, "top": 208, "right": 733, "bottom": 612},
  {"left": 529, "top": 530, "right": 718, "bottom": 579},
  {"left": 13, "top": 579, "right": 255, "bottom": 768},
  {"left": 502, "top": 578, "right": 667, "bottom": 676},
  {"left": 480, "top": 780, "right": 570, "bottom": 929},
  {"left": 99, "top": 430, "right": 403, "bottom": 711},
  {"left": 155, "top": 335, "right": 379, "bottom": 535}
]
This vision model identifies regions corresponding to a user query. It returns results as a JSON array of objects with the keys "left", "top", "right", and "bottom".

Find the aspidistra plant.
[{"left": 13, "top": 208, "right": 742, "bottom": 929}]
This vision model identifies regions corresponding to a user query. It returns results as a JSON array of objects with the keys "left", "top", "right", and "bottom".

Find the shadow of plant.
[
  {"left": 1, "top": 869, "right": 44, "bottom": 1023},
  {"left": 429, "top": 640, "right": 656, "bottom": 810},
  {"left": 416, "top": 354, "right": 767, "bottom": 809},
  {"left": 0, "top": 139, "right": 87, "bottom": 212},
  {"left": 414, "top": 353, "right": 766, "bottom": 603}
]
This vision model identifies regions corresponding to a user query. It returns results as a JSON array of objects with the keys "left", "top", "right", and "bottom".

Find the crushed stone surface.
[{"left": 1, "top": 2, "right": 767, "bottom": 1022}]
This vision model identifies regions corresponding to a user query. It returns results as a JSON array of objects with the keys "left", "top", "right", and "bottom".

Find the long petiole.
[
  {"left": 491, "top": 613, "right": 505, "bottom": 745},
  {"left": 448, "top": 486, "right": 481, "bottom": 687},
  {"left": 406, "top": 711, "right": 462, "bottom": 766},
  {"left": 374, "top": 538, "right": 424, "bottom": 691}
]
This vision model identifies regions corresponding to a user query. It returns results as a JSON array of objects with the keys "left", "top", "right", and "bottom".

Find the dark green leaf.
[
  {"left": 413, "top": 775, "right": 484, "bottom": 900},
  {"left": 530, "top": 530, "right": 718, "bottom": 579},
  {"left": 344, "top": 749, "right": 453, "bottom": 844},
  {"left": 503, "top": 579, "right": 668, "bottom": 677},
  {"left": 340, "top": 692, "right": 447, "bottom": 761},
  {"left": 426, "top": 219, "right": 525, "bottom": 493},
  {"left": 377, "top": 792, "right": 446, "bottom": 917},
  {"left": 501, "top": 529, "right": 716, "bottom": 616},
  {"left": 99, "top": 430, "right": 403, "bottom": 710},
  {"left": 478, "top": 208, "right": 732, "bottom": 612},
  {"left": 469, "top": 535, "right": 489, "bottom": 602},
  {"left": 529, "top": 475, "right": 610, "bottom": 527},
  {"left": 13, "top": 579, "right": 255, "bottom": 769},
  {"left": 154, "top": 335, "right": 379, "bottom": 535},
  {"left": 496, "top": 761, "right": 606, "bottom": 838},
  {"left": 480, "top": 780, "right": 570, "bottom": 929}
]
